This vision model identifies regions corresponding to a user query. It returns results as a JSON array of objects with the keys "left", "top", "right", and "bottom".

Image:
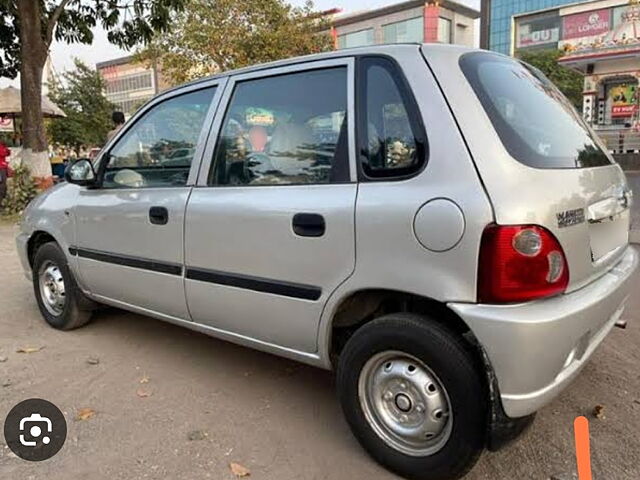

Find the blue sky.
[{"left": 1, "top": 0, "right": 480, "bottom": 88}]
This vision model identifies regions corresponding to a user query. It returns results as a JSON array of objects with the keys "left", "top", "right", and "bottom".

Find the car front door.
[
  {"left": 72, "top": 81, "right": 224, "bottom": 319},
  {"left": 184, "top": 59, "right": 357, "bottom": 353}
]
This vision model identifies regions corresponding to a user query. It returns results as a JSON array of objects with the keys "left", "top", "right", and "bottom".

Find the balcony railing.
[{"left": 594, "top": 129, "right": 640, "bottom": 154}]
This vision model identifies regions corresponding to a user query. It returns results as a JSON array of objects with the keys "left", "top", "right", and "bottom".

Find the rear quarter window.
[{"left": 459, "top": 52, "right": 612, "bottom": 169}]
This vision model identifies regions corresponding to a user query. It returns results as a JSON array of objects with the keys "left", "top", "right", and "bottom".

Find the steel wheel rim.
[
  {"left": 358, "top": 350, "right": 453, "bottom": 457},
  {"left": 38, "top": 260, "right": 66, "bottom": 316}
]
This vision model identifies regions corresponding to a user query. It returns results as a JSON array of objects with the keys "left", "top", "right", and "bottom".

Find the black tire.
[
  {"left": 337, "top": 313, "right": 487, "bottom": 480},
  {"left": 32, "top": 241, "right": 95, "bottom": 330}
]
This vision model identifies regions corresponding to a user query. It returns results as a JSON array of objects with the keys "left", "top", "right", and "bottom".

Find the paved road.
[{"left": 0, "top": 221, "right": 638, "bottom": 480}]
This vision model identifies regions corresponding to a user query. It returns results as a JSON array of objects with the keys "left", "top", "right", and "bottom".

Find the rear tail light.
[{"left": 478, "top": 224, "right": 569, "bottom": 303}]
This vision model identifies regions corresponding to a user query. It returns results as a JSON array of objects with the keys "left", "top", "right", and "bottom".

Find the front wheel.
[
  {"left": 32, "top": 242, "right": 94, "bottom": 330},
  {"left": 337, "top": 313, "right": 487, "bottom": 480}
]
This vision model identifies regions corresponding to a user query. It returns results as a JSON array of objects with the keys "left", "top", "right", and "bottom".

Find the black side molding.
[
  {"left": 186, "top": 267, "right": 322, "bottom": 301},
  {"left": 67, "top": 246, "right": 322, "bottom": 301},
  {"left": 69, "top": 247, "right": 182, "bottom": 276}
]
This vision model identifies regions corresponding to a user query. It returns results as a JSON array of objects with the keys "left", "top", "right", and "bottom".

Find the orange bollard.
[{"left": 574, "top": 416, "right": 592, "bottom": 480}]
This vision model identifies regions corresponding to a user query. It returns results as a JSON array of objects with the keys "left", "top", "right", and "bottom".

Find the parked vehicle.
[{"left": 16, "top": 44, "right": 637, "bottom": 480}]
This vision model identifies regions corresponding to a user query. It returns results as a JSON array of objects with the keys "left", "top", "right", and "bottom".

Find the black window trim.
[
  {"left": 205, "top": 63, "right": 353, "bottom": 188},
  {"left": 355, "top": 54, "right": 429, "bottom": 182},
  {"left": 94, "top": 84, "right": 220, "bottom": 189}
]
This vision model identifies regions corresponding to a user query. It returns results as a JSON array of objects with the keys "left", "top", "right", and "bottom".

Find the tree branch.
[{"left": 45, "top": 0, "right": 73, "bottom": 47}]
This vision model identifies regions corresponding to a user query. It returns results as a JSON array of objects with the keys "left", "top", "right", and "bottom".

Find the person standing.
[
  {"left": 0, "top": 140, "right": 12, "bottom": 205},
  {"left": 107, "top": 111, "right": 125, "bottom": 142}
]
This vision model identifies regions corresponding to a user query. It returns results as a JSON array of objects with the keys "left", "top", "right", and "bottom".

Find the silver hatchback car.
[{"left": 16, "top": 44, "right": 637, "bottom": 480}]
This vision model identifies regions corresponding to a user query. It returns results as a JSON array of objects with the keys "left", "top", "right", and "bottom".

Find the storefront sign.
[
  {"left": 612, "top": 105, "right": 636, "bottom": 116},
  {"left": 516, "top": 14, "right": 561, "bottom": 49},
  {"left": 562, "top": 9, "right": 611, "bottom": 40},
  {"left": 610, "top": 84, "right": 638, "bottom": 117},
  {"left": 612, "top": 4, "right": 636, "bottom": 28},
  {"left": 0, "top": 116, "right": 13, "bottom": 132}
]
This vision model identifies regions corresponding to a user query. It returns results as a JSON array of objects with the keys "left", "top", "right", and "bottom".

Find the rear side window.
[
  {"left": 358, "top": 56, "right": 427, "bottom": 179},
  {"left": 460, "top": 52, "right": 611, "bottom": 169}
]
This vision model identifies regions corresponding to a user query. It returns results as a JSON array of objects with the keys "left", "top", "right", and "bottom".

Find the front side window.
[
  {"left": 358, "top": 57, "right": 427, "bottom": 179},
  {"left": 460, "top": 52, "right": 611, "bottom": 168},
  {"left": 102, "top": 87, "right": 215, "bottom": 188},
  {"left": 210, "top": 67, "right": 349, "bottom": 186}
]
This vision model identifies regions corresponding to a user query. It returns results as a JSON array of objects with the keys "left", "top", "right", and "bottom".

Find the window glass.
[
  {"left": 359, "top": 57, "right": 426, "bottom": 178},
  {"left": 337, "top": 29, "right": 374, "bottom": 49},
  {"left": 437, "top": 17, "right": 452, "bottom": 43},
  {"left": 383, "top": 17, "right": 424, "bottom": 43},
  {"left": 460, "top": 52, "right": 611, "bottom": 168},
  {"left": 211, "top": 67, "right": 348, "bottom": 186},
  {"left": 103, "top": 87, "right": 215, "bottom": 188}
]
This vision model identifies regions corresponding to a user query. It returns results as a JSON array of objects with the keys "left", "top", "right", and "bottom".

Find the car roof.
[{"left": 163, "top": 43, "right": 479, "bottom": 95}]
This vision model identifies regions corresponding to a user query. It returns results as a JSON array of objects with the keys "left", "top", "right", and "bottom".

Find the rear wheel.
[
  {"left": 337, "top": 313, "right": 487, "bottom": 480},
  {"left": 32, "top": 242, "right": 94, "bottom": 330}
]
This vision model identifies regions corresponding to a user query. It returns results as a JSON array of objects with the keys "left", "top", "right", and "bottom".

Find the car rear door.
[
  {"left": 72, "top": 81, "right": 225, "bottom": 318},
  {"left": 184, "top": 58, "right": 357, "bottom": 353}
]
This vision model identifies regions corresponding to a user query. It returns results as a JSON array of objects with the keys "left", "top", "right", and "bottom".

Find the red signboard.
[
  {"left": 562, "top": 9, "right": 611, "bottom": 40},
  {"left": 612, "top": 105, "right": 637, "bottom": 117}
]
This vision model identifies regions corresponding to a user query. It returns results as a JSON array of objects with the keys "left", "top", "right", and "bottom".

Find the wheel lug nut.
[
  {"left": 399, "top": 414, "right": 408, "bottom": 423},
  {"left": 399, "top": 383, "right": 407, "bottom": 390},
  {"left": 416, "top": 404, "right": 424, "bottom": 413},
  {"left": 383, "top": 391, "right": 393, "bottom": 401}
]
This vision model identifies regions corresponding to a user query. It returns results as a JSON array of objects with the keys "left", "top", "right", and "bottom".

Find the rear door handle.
[
  {"left": 149, "top": 206, "right": 169, "bottom": 225},
  {"left": 292, "top": 213, "right": 325, "bottom": 237}
]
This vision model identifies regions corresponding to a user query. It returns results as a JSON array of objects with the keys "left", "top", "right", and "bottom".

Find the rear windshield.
[{"left": 459, "top": 52, "right": 612, "bottom": 169}]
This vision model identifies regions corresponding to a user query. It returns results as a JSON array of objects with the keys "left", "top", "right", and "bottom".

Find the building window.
[
  {"left": 337, "top": 29, "right": 374, "bottom": 49},
  {"left": 110, "top": 97, "right": 154, "bottom": 116},
  {"left": 382, "top": 17, "right": 424, "bottom": 44},
  {"left": 437, "top": 17, "right": 452, "bottom": 43},
  {"left": 104, "top": 71, "right": 154, "bottom": 96}
]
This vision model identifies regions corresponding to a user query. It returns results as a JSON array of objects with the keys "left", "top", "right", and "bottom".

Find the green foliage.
[
  {"left": 138, "top": 0, "right": 334, "bottom": 85},
  {"left": 47, "top": 59, "right": 116, "bottom": 151},
  {"left": 0, "top": 0, "right": 187, "bottom": 79},
  {"left": 516, "top": 49, "right": 584, "bottom": 110},
  {"left": 0, "top": 164, "right": 39, "bottom": 216},
  {"left": 0, "top": 2, "right": 19, "bottom": 78}
]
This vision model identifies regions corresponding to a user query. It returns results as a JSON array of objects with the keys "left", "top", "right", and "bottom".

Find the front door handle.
[
  {"left": 292, "top": 213, "right": 325, "bottom": 237},
  {"left": 149, "top": 206, "right": 169, "bottom": 225}
]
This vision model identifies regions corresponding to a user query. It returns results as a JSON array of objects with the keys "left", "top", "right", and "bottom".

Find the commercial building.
[
  {"left": 96, "top": 56, "right": 170, "bottom": 117},
  {"left": 332, "top": 0, "right": 479, "bottom": 49},
  {"left": 513, "top": 0, "right": 640, "bottom": 153},
  {"left": 480, "top": 0, "right": 578, "bottom": 53}
]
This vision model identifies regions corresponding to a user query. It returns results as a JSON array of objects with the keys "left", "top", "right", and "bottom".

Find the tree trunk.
[{"left": 17, "top": 0, "right": 51, "bottom": 185}]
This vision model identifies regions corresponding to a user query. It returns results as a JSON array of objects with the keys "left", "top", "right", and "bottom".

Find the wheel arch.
[
  {"left": 326, "top": 289, "right": 474, "bottom": 366},
  {"left": 27, "top": 230, "right": 60, "bottom": 268}
]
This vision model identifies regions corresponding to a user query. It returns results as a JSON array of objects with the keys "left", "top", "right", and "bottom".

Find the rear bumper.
[{"left": 449, "top": 245, "right": 638, "bottom": 418}]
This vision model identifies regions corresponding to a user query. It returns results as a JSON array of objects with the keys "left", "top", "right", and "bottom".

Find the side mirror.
[{"left": 64, "top": 159, "right": 97, "bottom": 187}]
